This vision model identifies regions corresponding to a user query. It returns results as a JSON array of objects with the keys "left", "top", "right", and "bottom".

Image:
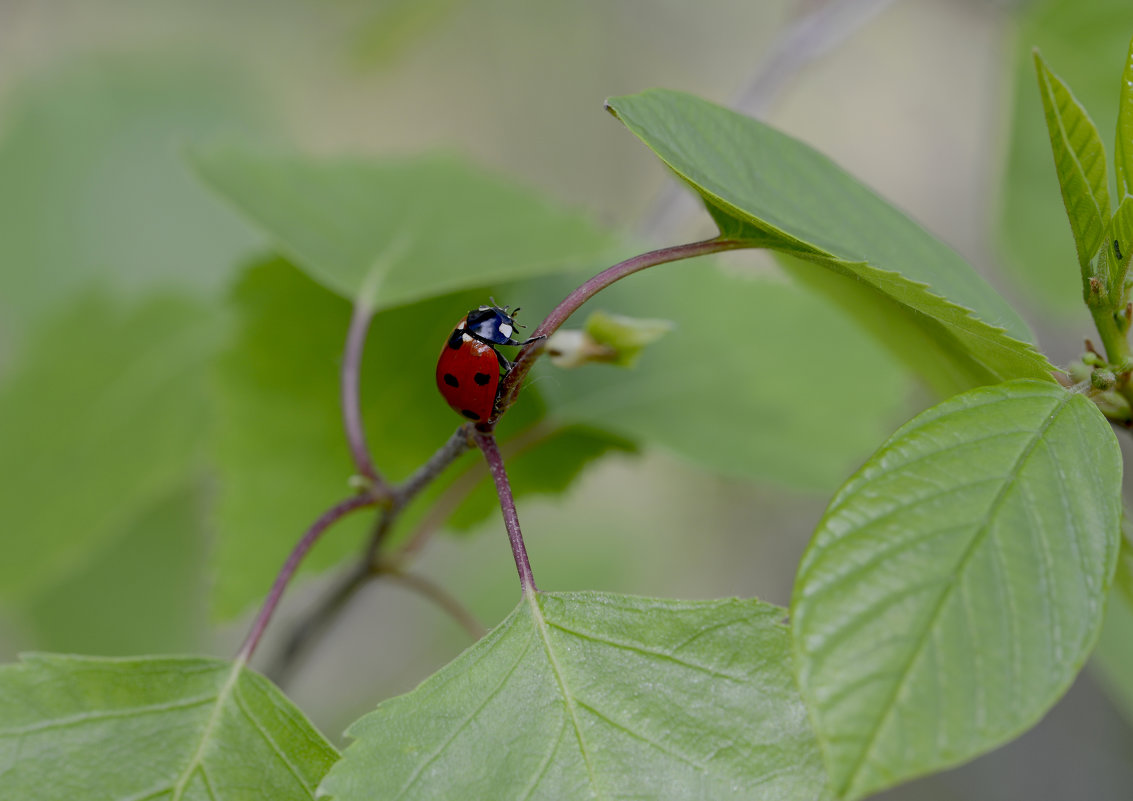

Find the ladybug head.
[{"left": 465, "top": 304, "right": 523, "bottom": 346}]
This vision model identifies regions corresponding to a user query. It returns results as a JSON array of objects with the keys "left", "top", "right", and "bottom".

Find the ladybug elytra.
[{"left": 436, "top": 304, "right": 535, "bottom": 427}]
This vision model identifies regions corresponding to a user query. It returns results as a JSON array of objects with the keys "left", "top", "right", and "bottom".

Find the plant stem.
[
  {"left": 494, "top": 237, "right": 749, "bottom": 416},
  {"left": 342, "top": 301, "right": 389, "bottom": 494},
  {"left": 473, "top": 431, "right": 537, "bottom": 594},
  {"left": 236, "top": 494, "right": 377, "bottom": 664},
  {"left": 266, "top": 560, "right": 371, "bottom": 684},
  {"left": 397, "top": 426, "right": 475, "bottom": 511},
  {"left": 1091, "top": 306, "right": 1132, "bottom": 369},
  {"left": 384, "top": 568, "right": 487, "bottom": 639},
  {"left": 393, "top": 422, "right": 556, "bottom": 565}
]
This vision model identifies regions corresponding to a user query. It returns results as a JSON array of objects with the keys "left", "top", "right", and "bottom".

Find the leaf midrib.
[
  {"left": 170, "top": 659, "right": 244, "bottom": 801},
  {"left": 841, "top": 391, "right": 1072, "bottom": 796},
  {"left": 1039, "top": 63, "right": 1107, "bottom": 261},
  {"left": 526, "top": 591, "right": 603, "bottom": 800}
]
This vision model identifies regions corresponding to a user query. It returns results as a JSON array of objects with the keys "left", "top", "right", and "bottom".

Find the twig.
[
  {"left": 494, "top": 237, "right": 749, "bottom": 417},
  {"left": 342, "top": 301, "right": 390, "bottom": 493},
  {"left": 473, "top": 431, "right": 537, "bottom": 594},
  {"left": 236, "top": 494, "right": 377, "bottom": 664},
  {"left": 266, "top": 560, "right": 371, "bottom": 684},
  {"left": 270, "top": 426, "right": 476, "bottom": 681},
  {"left": 384, "top": 568, "right": 488, "bottom": 639},
  {"left": 393, "top": 422, "right": 557, "bottom": 564}
]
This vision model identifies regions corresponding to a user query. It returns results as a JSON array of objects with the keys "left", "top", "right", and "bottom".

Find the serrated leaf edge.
[{"left": 791, "top": 382, "right": 1120, "bottom": 799}]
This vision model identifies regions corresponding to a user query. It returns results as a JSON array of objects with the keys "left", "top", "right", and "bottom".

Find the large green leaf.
[
  {"left": 0, "top": 56, "right": 265, "bottom": 345},
  {"left": 189, "top": 147, "right": 614, "bottom": 309},
  {"left": 1116, "top": 34, "right": 1133, "bottom": 199},
  {"left": 605, "top": 90, "right": 1053, "bottom": 394},
  {"left": 533, "top": 256, "right": 910, "bottom": 490},
  {"left": 0, "top": 653, "right": 337, "bottom": 799},
  {"left": 1000, "top": 0, "right": 1133, "bottom": 313},
  {"left": 791, "top": 380, "right": 1121, "bottom": 799},
  {"left": 1034, "top": 50, "right": 1111, "bottom": 279},
  {"left": 0, "top": 293, "right": 221, "bottom": 602},
  {"left": 321, "top": 591, "right": 829, "bottom": 800},
  {"left": 20, "top": 486, "right": 207, "bottom": 656},
  {"left": 210, "top": 260, "right": 630, "bottom": 618}
]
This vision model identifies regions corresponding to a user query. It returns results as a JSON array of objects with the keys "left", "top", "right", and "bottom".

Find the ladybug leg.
[
  {"left": 494, "top": 348, "right": 514, "bottom": 374},
  {"left": 507, "top": 333, "right": 547, "bottom": 347}
]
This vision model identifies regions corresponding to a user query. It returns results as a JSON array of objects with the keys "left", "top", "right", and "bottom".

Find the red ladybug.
[{"left": 436, "top": 304, "right": 535, "bottom": 427}]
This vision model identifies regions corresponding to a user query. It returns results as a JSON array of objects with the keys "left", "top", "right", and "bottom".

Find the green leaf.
[
  {"left": 605, "top": 89, "right": 1054, "bottom": 392},
  {"left": 321, "top": 591, "right": 829, "bottom": 800},
  {"left": 189, "top": 147, "right": 614, "bottom": 309},
  {"left": 210, "top": 260, "right": 631, "bottom": 618},
  {"left": 1115, "top": 34, "right": 1133, "bottom": 199},
  {"left": 0, "top": 55, "right": 265, "bottom": 343},
  {"left": 791, "top": 380, "right": 1122, "bottom": 799},
  {"left": 0, "top": 293, "right": 221, "bottom": 602},
  {"left": 1034, "top": 49, "right": 1111, "bottom": 279},
  {"left": 20, "top": 486, "right": 207, "bottom": 655},
  {"left": 0, "top": 653, "right": 337, "bottom": 800},
  {"left": 534, "top": 258, "right": 911, "bottom": 490},
  {"left": 1000, "top": 0, "right": 1133, "bottom": 313}
]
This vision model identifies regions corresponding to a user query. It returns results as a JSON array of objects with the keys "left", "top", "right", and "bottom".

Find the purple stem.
[
  {"left": 342, "top": 302, "right": 387, "bottom": 490},
  {"left": 237, "top": 494, "right": 377, "bottom": 664},
  {"left": 473, "top": 431, "right": 537, "bottom": 594},
  {"left": 495, "top": 237, "right": 748, "bottom": 416}
]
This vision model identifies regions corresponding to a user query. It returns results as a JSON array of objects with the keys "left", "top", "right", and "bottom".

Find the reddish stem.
[
  {"left": 237, "top": 494, "right": 377, "bottom": 664},
  {"left": 473, "top": 431, "right": 537, "bottom": 594},
  {"left": 342, "top": 302, "right": 388, "bottom": 491},
  {"left": 494, "top": 237, "right": 748, "bottom": 416}
]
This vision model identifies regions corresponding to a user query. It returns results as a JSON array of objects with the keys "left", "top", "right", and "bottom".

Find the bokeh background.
[{"left": 2, "top": 0, "right": 1132, "bottom": 798}]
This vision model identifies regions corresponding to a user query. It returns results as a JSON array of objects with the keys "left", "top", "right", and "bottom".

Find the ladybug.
[{"left": 436, "top": 303, "right": 536, "bottom": 427}]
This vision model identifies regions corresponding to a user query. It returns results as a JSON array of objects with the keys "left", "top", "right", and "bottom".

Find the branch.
[
  {"left": 384, "top": 568, "right": 487, "bottom": 639},
  {"left": 473, "top": 430, "right": 537, "bottom": 594},
  {"left": 271, "top": 426, "right": 475, "bottom": 682},
  {"left": 236, "top": 494, "right": 377, "bottom": 664},
  {"left": 393, "top": 422, "right": 556, "bottom": 564},
  {"left": 265, "top": 560, "right": 371, "bottom": 685},
  {"left": 494, "top": 237, "right": 749, "bottom": 416},
  {"left": 342, "top": 301, "right": 391, "bottom": 494}
]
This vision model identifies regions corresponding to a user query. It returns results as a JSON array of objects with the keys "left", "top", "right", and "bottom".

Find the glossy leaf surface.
[
  {"left": 792, "top": 380, "right": 1121, "bottom": 799},
  {"left": 321, "top": 591, "right": 829, "bottom": 800},
  {"left": 0, "top": 654, "right": 338, "bottom": 800},
  {"left": 605, "top": 90, "right": 1053, "bottom": 393}
]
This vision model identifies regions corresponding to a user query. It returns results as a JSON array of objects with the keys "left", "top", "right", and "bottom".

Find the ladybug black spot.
[
  {"left": 461, "top": 409, "right": 481, "bottom": 420},
  {"left": 443, "top": 373, "right": 460, "bottom": 387},
  {"left": 474, "top": 372, "right": 491, "bottom": 386},
  {"left": 447, "top": 330, "right": 464, "bottom": 350}
]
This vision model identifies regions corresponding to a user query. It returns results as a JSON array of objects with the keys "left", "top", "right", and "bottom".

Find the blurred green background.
[{"left": 1, "top": 0, "right": 1132, "bottom": 798}]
